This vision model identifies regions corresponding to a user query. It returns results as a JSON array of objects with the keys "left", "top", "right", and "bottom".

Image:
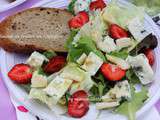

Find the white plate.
[
  {"left": 0, "top": 0, "right": 26, "bottom": 12},
  {"left": 1, "top": 0, "right": 160, "bottom": 120}
]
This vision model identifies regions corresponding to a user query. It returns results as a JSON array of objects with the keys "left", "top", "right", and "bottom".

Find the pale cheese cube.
[
  {"left": 102, "top": 80, "right": 131, "bottom": 102},
  {"left": 128, "top": 18, "right": 151, "bottom": 42},
  {"left": 127, "top": 54, "right": 154, "bottom": 85},
  {"left": 96, "top": 102, "right": 119, "bottom": 110},
  {"left": 43, "top": 76, "right": 72, "bottom": 104},
  {"left": 82, "top": 52, "right": 103, "bottom": 76},
  {"left": 116, "top": 38, "right": 133, "bottom": 50},
  {"left": 26, "top": 51, "right": 48, "bottom": 68},
  {"left": 97, "top": 36, "right": 117, "bottom": 53},
  {"left": 31, "top": 71, "right": 48, "bottom": 88},
  {"left": 76, "top": 53, "right": 87, "bottom": 65}
]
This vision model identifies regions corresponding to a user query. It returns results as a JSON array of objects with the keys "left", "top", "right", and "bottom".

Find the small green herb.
[
  {"left": 68, "top": 0, "right": 77, "bottom": 14},
  {"left": 90, "top": 73, "right": 111, "bottom": 98},
  {"left": 126, "top": 69, "right": 141, "bottom": 84},
  {"left": 109, "top": 50, "right": 129, "bottom": 59},
  {"left": 98, "top": 82, "right": 106, "bottom": 97},
  {"left": 37, "top": 67, "right": 47, "bottom": 76},
  {"left": 65, "top": 92, "right": 71, "bottom": 106},
  {"left": 20, "top": 84, "right": 31, "bottom": 93},
  {"left": 89, "top": 96, "right": 102, "bottom": 103},
  {"left": 43, "top": 51, "right": 56, "bottom": 59},
  {"left": 65, "top": 29, "right": 79, "bottom": 50}
]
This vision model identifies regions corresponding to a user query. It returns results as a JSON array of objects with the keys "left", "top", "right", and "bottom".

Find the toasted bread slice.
[{"left": 0, "top": 7, "right": 73, "bottom": 53}]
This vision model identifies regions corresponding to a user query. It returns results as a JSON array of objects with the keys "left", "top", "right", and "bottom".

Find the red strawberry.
[
  {"left": 109, "top": 24, "right": 128, "bottom": 39},
  {"left": 100, "top": 63, "right": 126, "bottom": 81},
  {"left": 68, "top": 90, "right": 89, "bottom": 118},
  {"left": 8, "top": 64, "right": 32, "bottom": 84},
  {"left": 89, "top": 0, "right": 106, "bottom": 11},
  {"left": 144, "top": 48, "right": 155, "bottom": 66},
  {"left": 44, "top": 56, "right": 66, "bottom": 74},
  {"left": 68, "top": 11, "right": 89, "bottom": 29}
]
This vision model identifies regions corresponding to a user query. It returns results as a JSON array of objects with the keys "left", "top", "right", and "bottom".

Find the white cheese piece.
[
  {"left": 82, "top": 52, "right": 103, "bottom": 76},
  {"left": 74, "top": 0, "right": 91, "bottom": 14},
  {"left": 127, "top": 54, "right": 154, "bottom": 85},
  {"left": 26, "top": 51, "right": 49, "bottom": 68},
  {"left": 31, "top": 71, "right": 48, "bottom": 88},
  {"left": 128, "top": 18, "right": 151, "bottom": 42},
  {"left": 116, "top": 38, "right": 133, "bottom": 50},
  {"left": 29, "top": 88, "right": 54, "bottom": 108},
  {"left": 69, "top": 72, "right": 94, "bottom": 94},
  {"left": 96, "top": 102, "right": 119, "bottom": 110},
  {"left": 60, "top": 63, "right": 85, "bottom": 82},
  {"left": 43, "top": 76, "right": 72, "bottom": 104},
  {"left": 29, "top": 88, "right": 67, "bottom": 114},
  {"left": 76, "top": 53, "right": 87, "bottom": 65},
  {"left": 101, "top": 94, "right": 114, "bottom": 102},
  {"left": 97, "top": 36, "right": 117, "bottom": 53},
  {"left": 70, "top": 82, "right": 81, "bottom": 94},
  {"left": 106, "top": 54, "right": 130, "bottom": 70},
  {"left": 47, "top": 70, "right": 63, "bottom": 83},
  {"left": 79, "top": 72, "right": 94, "bottom": 91},
  {"left": 102, "top": 80, "right": 131, "bottom": 102}
]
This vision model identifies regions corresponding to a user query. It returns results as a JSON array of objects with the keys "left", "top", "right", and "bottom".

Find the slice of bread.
[{"left": 0, "top": 7, "right": 73, "bottom": 53}]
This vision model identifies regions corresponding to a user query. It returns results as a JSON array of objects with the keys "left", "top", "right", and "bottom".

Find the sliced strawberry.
[
  {"left": 100, "top": 63, "right": 126, "bottom": 81},
  {"left": 68, "top": 11, "right": 89, "bottom": 29},
  {"left": 72, "top": 90, "right": 88, "bottom": 98},
  {"left": 109, "top": 24, "right": 128, "bottom": 39},
  {"left": 89, "top": 0, "right": 106, "bottom": 11},
  {"left": 144, "top": 48, "right": 155, "bottom": 66},
  {"left": 8, "top": 64, "right": 32, "bottom": 84},
  {"left": 68, "top": 90, "right": 89, "bottom": 118},
  {"left": 44, "top": 56, "right": 66, "bottom": 74}
]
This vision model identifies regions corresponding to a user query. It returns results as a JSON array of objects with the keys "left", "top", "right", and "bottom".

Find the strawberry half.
[
  {"left": 44, "top": 56, "right": 66, "bottom": 74},
  {"left": 68, "top": 90, "right": 89, "bottom": 118},
  {"left": 144, "top": 48, "right": 155, "bottom": 66},
  {"left": 100, "top": 63, "right": 126, "bottom": 81},
  {"left": 8, "top": 64, "right": 32, "bottom": 84},
  {"left": 89, "top": 0, "right": 106, "bottom": 11},
  {"left": 109, "top": 24, "right": 128, "bottom": 39},
  {"left": 68, "top": 11, "right": 89, "bottom": 29}
]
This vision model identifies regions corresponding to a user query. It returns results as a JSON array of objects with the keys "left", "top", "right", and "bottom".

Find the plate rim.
[{"left": 0, "top": 0, "right": 26, "bottom": 13}]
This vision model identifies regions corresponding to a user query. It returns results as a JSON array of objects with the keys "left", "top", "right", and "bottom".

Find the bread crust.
[{"left": 0, "top": 7, "right": 72, "bottom": 54}]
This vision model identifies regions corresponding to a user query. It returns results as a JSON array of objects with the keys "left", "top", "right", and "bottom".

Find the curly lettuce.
[
  {"left": 129, "top": 0, "right": 160, "bottom": 16},
  {"left": 67, "top": 36, "right": 106, "bottom": 62},
  {"left": 102, "top": 0, "right": 145, "bottom": 29},
  {"left": 115, "top": 86, "right": 148, "bottom": 120}
]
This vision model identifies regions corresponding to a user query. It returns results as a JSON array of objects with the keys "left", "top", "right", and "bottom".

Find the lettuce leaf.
[
  {"left": 115, "top": 86, "right": 148, "bottom": 120},
  {"left": 129, "top": 0, "right": 160, "bottom": 16},
  {"left": 68, "top": 0, "right": 77, "bottom": 14},
  {"left": 67, "top": 36, "right": 106, "bottom": 62},
  {"left": 102, "top": 1, "right": 145, "bottom": 29},
  {"left": 126, "top": 69, "right": 141, "bottom": 84},
  {"left": 65, "top": 29, "right": 79, "bottom": 50},
  {"left": 108, "top": 51, "right": 129, "bottom": 59},
  {"left": 43, "top": 51, "right": 56, "bottom": 59}
]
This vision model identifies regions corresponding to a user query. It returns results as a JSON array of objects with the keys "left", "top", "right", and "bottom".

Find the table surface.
[{"left": 0, "top": 0, "right": 160, "bottom": 120}]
